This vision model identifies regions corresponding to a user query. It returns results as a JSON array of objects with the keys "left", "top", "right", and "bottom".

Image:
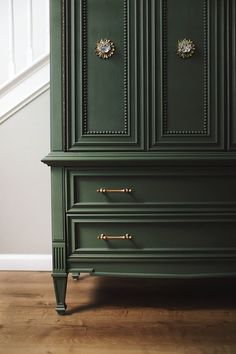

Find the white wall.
[{"left": 0, "top": 90, "right": 51, "bottom": 269}]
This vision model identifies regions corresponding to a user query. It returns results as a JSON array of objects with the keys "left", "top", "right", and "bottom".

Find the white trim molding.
[
  {"left": 0, "top": 54, "right": 50, "bottom": 124},
  {"left": 0, "top": 254, "right": 52, "bottom": 271},
  {"left": 8, "top": 0, "right": 16, "bottom": 78}
]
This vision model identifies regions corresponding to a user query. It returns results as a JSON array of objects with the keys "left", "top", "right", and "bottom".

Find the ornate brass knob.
[
  {"left": 176, "top": 38, "right": 196, "bottom": 59},
  {"left": 95, "top": 39, "right": 115, "bottom": 59}
]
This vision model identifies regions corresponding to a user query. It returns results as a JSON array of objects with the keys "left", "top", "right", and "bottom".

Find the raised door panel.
[
  {"left": 149, "top": 0, "right": 225, "bottom": 150},
  {"left": 66, "top": 0, "right": 143, "bottom": 151}
]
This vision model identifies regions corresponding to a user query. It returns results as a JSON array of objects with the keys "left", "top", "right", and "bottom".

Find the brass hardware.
[
  {"left": 97, "top": 188, "right": 132, "bottom": 193},
  {"left": 95, "top": 39, "right": 115, "bottom": 59},
  {"left": 176, "top": 38, "right": 196, "bottom": 59},
  {"left": 97, "top": 233, "right": 132, "bottom": 240}
]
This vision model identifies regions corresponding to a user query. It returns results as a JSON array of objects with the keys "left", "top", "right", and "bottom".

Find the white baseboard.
[{"left": 0, "top": 254, "right": 52, "bottom": 271}]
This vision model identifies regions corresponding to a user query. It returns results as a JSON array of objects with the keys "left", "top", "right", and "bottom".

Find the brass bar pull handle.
[
  {"left": 97, "top": 233, "right": 132, "bottom": 240},
  {"left": 97, "top": 188, "right": 132, "bottom": 193}
]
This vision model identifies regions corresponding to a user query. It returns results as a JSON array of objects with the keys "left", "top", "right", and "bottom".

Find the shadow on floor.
[{"left": 66, "top": 276, "right": 236, "bottom": 315}]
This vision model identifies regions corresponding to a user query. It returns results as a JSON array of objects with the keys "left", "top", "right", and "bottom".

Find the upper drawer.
[{"left": 66, "top": 168, "right": 236, "bottom": 211}]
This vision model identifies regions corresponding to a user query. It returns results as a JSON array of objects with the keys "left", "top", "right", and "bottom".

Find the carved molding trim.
[
  {"left": 82, "top": 0, "right": 88, "bottom": 134},
  {"left": 82, "top": 0, "right": 128, "bottom": 135},
  {"left": 162, "top": 0, "right": 209, "bottom": 136},
  {"left": 123, "top": 0, "right": 128, "bottom": 134},
  {"left": 228, "top": 0, "right": 236, "bottom": 148},
  {"left": 202, "top": 0, "right": 208, "bottom": 135},
  {"left": 162, "top": 0, "right": 168, "bottom": 134},
  {"left": 53, "top": 244, "right": 66, "bottom": 272},
  {"left": 62, "top": 0, "right": 66, "bottom": 143}
]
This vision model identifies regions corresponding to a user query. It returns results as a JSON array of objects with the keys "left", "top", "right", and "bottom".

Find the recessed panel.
[
  {"left": 150, "top": 0, "right": 224, "bottom": 150},
  {"left": 67, "top": 0, "right": 142, "bottom": 150},
  {"left": 67, "top": 215, "right": 236, "bottom": 256},
  {"left": 66, "top": 168, "right": 236, "bottom": 211}
]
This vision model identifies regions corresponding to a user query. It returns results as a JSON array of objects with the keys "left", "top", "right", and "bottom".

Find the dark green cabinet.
[
  {"left": 66, "top": 0, "right": 225, "bottom": 151},
  {"left": 43, "top": 0, "right": 236, "bottom": 315}
]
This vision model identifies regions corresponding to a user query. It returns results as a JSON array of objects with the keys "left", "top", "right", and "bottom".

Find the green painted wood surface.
[
  {"left": 229, "top": 0, "right": 236, "bottom": 149},
  {"left": 67, "top": 0, "right": 142, "bottom": 150},
  {"left": 51, "top": 168, "right": 65, "bottom": 242},
  {"left": 45, "top": 0, "right": 236, "bottom": 156},
  {"left": 45, "top": 0, "right": 236, "bottom": 314},
  {"left": 50, "top": 0, "right": 64, "bottom": 151},
  {"left": 51, "top": 168, "right": 67, "bottom": 274},
  {"left": 61, "top": 0, "right": 226, "bottom": 151},
  {"left": 85, "top": 0, "right": 125, "bottom": 133},
  {"left": 66, "top": 167, "right": 236, "bottom": 210},
  {"left": 67, "top": 259, "right": 236, "bottom": 278},
  {"left": 42, "top": 151, "right": 236, "bottom": 167},
  {"left": 66, "top": 214, "right": 236, "bottom": 256},
  {"left": 150, "top": 0, "right": 224, "bottom": 150}
]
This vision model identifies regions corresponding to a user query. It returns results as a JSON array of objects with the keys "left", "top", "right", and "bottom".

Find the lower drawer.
[{"left": 67, "top": 214, "right": 236, "bottom": 257}]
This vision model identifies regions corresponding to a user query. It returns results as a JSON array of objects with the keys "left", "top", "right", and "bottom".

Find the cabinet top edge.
[{"left": 42, "top": 152, "right": 236, "bottom": 167}]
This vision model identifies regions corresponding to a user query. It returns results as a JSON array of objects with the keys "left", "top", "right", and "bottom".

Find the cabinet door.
[
  {"left": 149, "top": 0, "right": 225, "bottom": 151},
  {"left": 66, "top": 0, "right": 143, "bottom": 151}
]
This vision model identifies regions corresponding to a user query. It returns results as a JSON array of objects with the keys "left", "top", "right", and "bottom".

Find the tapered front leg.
[{"left": 52, "top": 273, "right": 68, "bottom": 315}]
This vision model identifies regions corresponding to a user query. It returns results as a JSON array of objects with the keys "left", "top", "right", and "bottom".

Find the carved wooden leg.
[
  {"left": 52, "top": 273, "right": 68, "bottom": 315},
  {"left": 72, "top": 272, "right": 80, "bottom": 281}
]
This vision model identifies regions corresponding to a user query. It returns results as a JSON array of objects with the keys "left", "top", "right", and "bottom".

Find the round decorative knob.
[
  {"left": 176, "top": 38, "right": 196, "bottom": 59},
  {"left": 95, "top": 39, "right": 115, "bottom": 59}
]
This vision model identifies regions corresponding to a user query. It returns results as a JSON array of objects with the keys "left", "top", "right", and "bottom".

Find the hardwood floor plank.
[{"left": 0, "top": 272, "right": 236, "bottom": 354}]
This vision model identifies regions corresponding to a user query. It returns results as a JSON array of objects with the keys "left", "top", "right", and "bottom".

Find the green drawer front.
[
  {"left": 67, "top": 215, "right": 236, "bottom": 257},
  {"left": 66, "top": 168, "right": 236, "bottom": 211}
]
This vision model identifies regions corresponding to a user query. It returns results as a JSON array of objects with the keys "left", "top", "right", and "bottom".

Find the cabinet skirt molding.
[{"left": 0, "top": 254, "right": 52, "bottom": 271}]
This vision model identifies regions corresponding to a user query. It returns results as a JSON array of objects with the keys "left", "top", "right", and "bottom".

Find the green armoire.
[{"left": 42, "top": 0, "right": 236, "bottom": 314}]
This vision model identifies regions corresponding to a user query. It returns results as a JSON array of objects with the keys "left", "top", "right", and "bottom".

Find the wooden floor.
[{"left": 0, "top": 273, "right": 236, "bottom": 354}]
